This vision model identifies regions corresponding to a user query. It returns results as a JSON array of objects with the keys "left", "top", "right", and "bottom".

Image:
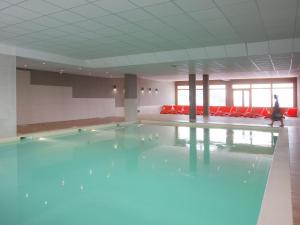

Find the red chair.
[
  {"left": 230, "top": 107, "right": 250, "bottom": 117},
  {"left": 174, "top": 105, "right": 183, "bottom": 114},
  {"left": 244, "top": 107, "right": 265, "bottom": 118},
  {"left": 196, "top": 106, "right": 203, "bottom": 115},
  {"left": 284, "top": 108, "right": 298, "bottom": 117},
  {"left": 261, "top": 108, "right": 271, "bottom": 118},
  {"left": 214, "top": 106, "right": 233, "bottom": 116},
  {"left": 209, "top": 106, "right": 220, "bottom": 116},
  {"left": 160, "top": 105, "right": 171, "bottom": 114},
  {"left": 160, "top": 105, "right": 176, "bottom": 114},
  {"left": 182, "top": 105, "right": 190, "bottom": 115},
  {"left": 223, "top": 106, "right": 237, "bottom": 116}
]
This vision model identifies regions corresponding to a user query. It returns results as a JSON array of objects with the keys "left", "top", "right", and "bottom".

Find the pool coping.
[
  {"left": 0, "top": 121, "right": 135, "bottom": 144},
  {"left": 0, "top": 120, "right": 293, "bottom": 225},
  {"left": 140, "top": 119, "right": 293, "bottom": 225}
]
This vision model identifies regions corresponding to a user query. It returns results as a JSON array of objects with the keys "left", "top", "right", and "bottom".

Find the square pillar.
[
  {"left": 203, "top": 74, "right": 209, "bottom": 117},
  {"left": 189, "top": 74, "right": 196, "bottom": 122},
  {"left": 124, "top": 74, "right": 138, "bottom": 121},
  {"left": 0, "top": 54, "right": 16, "bottom": 138},
  {"left": 226, "top": 80, "right": 233, "bottom": 106}
]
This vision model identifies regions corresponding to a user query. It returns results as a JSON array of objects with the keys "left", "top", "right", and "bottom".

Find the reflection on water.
[
  {"left": 0, "top": 124, "right": 277, "bottom": 225},
  {"left": 177, "top": 126, "right": 277, "bottom": 155}
]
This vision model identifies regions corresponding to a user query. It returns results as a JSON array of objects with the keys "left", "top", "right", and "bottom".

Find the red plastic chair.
[
  {"left": 284, "top": 108, "right": 298, "bottom": 117},
  {"left": 223, "top": 106, "right": 237, "bottom": 116},
  {"left": 160, "top": 105, "right": 171, "bottom": 114},
  {"left": 182, "top": 105, "right": 190, "bottom": 115},
  {"left": 214, "top": 106, "right": 233, "bottom": 116},
  {"left": 244, "top": 107, "right": 265, "bottom": 118},
  {"left": 196, "top": 106, "right": 203, "bottom": 115},
  {"left": 230, "top": 107, "right": 249, "bottom": 117},
  {"left": 209, "top": 106, "right": 220, "bottom": 116},
  {"left": 174, "top": 105, "right": 183, "bottom": 114}
]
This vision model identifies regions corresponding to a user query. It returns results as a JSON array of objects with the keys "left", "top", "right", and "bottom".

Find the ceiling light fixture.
[
  {"left": 141, "top": 87, "right": 145, "bottom": 94},
  {"left": 42, "top": 62, "right": 46, "bottom": 65},
  {"left": 155, "top": 88, "right": 159, "bottom": 94},
  {"left": 148, "top": 88, "right": 152, "bottom": 94}
]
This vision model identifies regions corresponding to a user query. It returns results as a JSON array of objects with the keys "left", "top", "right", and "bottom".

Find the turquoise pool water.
[{"left": 0, "top": 124, "right": 277, "bottom": 225}]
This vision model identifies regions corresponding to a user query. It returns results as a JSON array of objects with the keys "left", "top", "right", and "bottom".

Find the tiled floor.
[{"left": 17, "top": 114, "right": 300, "bottom": 225}]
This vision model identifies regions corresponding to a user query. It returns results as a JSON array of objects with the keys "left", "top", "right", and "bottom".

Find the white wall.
[
  {"left": 0, "top": 54, "right": 16, "bottom": 138},
  {"left": 137, "top": 78, "right": 175, "bottom": 115},
  {"left": 17, "top": 70, "right": 123, "bottom": 125}
]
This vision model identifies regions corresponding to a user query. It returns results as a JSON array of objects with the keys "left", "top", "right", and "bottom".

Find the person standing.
[{"left": 269, "top": 95, "right": 284, "bottom": 127}]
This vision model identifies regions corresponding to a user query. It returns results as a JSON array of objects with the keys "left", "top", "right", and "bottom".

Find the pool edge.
[
  {"left": 0, "top": 121, "right": 138, "bottom": 144},
  {"left": 257, "top": 127, "right": 293, "bottom": 225}
]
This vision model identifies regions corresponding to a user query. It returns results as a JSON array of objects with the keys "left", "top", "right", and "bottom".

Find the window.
[
  {"left": 177, "top": 84, "right": 226, "bottom": 106},
  {"left": 233, "top": 84, "right": 250, "bottom": 107},
  {"left": 252, "top": 84, "right": 271, "bottom": 107},
  {"left": 232, "top": 82, "right": 294, "bottom": 107},
  {"left": 272, "top": 83, "right": 293, "bottom": 107},
  {"left": 210, "top": 85, "right": 226, "bottom": 106}
]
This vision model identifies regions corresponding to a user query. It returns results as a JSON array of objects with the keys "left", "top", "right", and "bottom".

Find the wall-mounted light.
[
  {"left": 148, "top": 88, "right": 152, "bottom": 94},
  {"left": 59, "top": 69, "right": 64, "bottom": 75},
  {"left": 141, "top": 87, "right": 145, "bottom": 94},
  {"left": 112, "top": 85, "right": 117, "bottom": 93},
  {"left": 155, "top": 88, "right": 159, "bottom": 94}
]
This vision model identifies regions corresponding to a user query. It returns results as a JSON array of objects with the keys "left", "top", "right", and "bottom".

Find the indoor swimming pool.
[{"left": 0, "top": 123, "right": 278, "bottom": 225}]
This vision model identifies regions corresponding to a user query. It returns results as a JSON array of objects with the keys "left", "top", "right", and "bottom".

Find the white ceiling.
[
  {"left": 1, "top": 0, "right": 300, "bottom": 59},
  {"left": 2, "top": 0, "right": 300, "bottom": 80}
]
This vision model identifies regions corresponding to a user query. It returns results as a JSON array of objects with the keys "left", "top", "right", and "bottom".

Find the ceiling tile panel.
[
  {"left": 19, "top": 0, "right": 62, "bottom": 15},
  {"left": 1, "top": 6, "right": 42, "bottom": 20},
  {"left": 118, "top": 8, "right": 154, "bottom": 22},
  {"left": 93, "top": 0, "right": 137, "bottom": 13},
  {"left": 70, "top": 3, "right": 111, "bottom": 18},
  {"left": 33, "top": 16, "right": 66, "bottom": 28},
  {"left": 93, "top": 14, "right": 127, "bottom": 27},
  {"left": 49, "top": 11, "right": 86, "bottom": 23},
  {"left": 144, "top": 2, "right": 184, "bottom": 17},
  {"left": 128, "top": 0, "right": 170, "bottom": 7},
  {"left": 189, "top": 8, "right": 224, "bottom": 22},
  {"left": 44, "top": 0, "right": 88, "bottom": 9},
  {"left": 174, "top": 0, "right": 215, "bottom": 12}
]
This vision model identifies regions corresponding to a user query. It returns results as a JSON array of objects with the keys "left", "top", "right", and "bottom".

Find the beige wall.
[
  {"left": 16, "top": 70, "right": 175, "bottom": 124},
  {"left": 17, "top": 70, "right": 124, "bottom": 125},
  {"left": 30, "top": 69, "right": 124, "bottom": 107}
]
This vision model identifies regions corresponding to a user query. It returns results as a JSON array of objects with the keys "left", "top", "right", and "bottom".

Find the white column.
[
  {"left": 297, "top": 75, "right": 300, "bottom": 116},
  {"left": 0, "top": 54, "right": 16, "bottom": 138},
  {"left": 124, "top": 74, "right": 138, "bottom": 121}
]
